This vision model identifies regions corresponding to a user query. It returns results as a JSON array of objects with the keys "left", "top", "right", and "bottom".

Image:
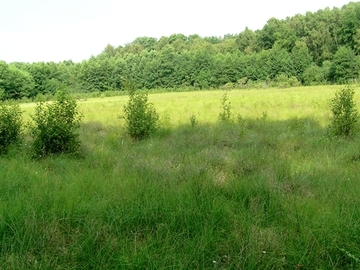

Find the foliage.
[
  {"left": 328, "top": 85, "right": 359, "bottom": 137},
  {"left": 0, "top": 62, "right": 35, "bottom": 100},
  {"left": 189, "top": 114, "right": 198, "bottom": 127},
  {"left": 303, "top": 65, "right": 326, "bottom": 85},
  {"left": 331, "top": 46, "right": 359, "bottom": 83},
  {"left": 0, "top": 103, "right": 22, "bottom": 154},
  {"left": 219, "top": 92, "right": 232, "bottom": 121},
  {"left": 123, "top": 90, "right": 159, "bottom": 140},
  {"left": 3, "top": 2, "right": 360, "bottom": 99},
  {"left": 291, "top": 41, "right": 313, "bottom": 82},
  {"left": 29, "top": 91, "right": 82, "bottom": 157}
]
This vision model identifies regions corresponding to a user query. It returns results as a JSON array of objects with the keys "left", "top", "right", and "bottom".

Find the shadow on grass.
[{"left": 130, "top": 116, "right": 326, "bottom": 179}]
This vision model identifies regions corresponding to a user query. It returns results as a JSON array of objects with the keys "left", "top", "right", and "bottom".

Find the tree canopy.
[{"left": 2, "top": 2, "right": 360, "bottom": 100}]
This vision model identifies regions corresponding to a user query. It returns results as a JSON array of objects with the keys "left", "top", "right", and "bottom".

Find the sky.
[{"left": 0, "top": 0, "right": 354, "bottom": 63}]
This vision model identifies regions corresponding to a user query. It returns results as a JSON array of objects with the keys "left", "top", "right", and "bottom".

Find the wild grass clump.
[
  {"left": 123, "top": 90, "right": 159, "bottom": 140},
  {"left": 29, "top": 91, "right": 82, "bottom": 158},
  {"left": 328, "top": 85, "right": 359, "bottom": 137},
  {"left": 0, "top": 103, "right": 22, "bottom": 154}
]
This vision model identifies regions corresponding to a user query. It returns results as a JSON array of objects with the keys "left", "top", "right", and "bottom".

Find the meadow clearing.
[{"left": 1, "top": 85, "right": 360, "bottom": 269}]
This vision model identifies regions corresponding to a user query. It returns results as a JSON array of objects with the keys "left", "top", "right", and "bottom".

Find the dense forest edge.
[{"left": 2, "top": 2, "right": 360, "bottom": 101}]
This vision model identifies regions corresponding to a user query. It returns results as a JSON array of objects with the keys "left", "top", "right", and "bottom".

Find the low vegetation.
[
  {"left": 218, "top": 92, "right": 232, "bottom": 122},
  {"left": 1, "top": 85, "right": 360, "bottom": 269},
  {"left": 328, "top": 85, "right": 359, "bottom": 137},
  {"left": 0, "top": 103, "right": 22, "bottom": 154},
  {"left": 29, "top": 91, "right": 82, "bottom": 158},
  {"left": 122, "top": 90, "right": 159, "bottom": 140}
]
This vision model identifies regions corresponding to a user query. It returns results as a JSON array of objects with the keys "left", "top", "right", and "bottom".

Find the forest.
[{"left": 1, "top": 1, "right": 360, "bottom": 100}]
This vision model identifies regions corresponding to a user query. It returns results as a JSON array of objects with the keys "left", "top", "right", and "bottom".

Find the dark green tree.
[
  {"left": 331, "top": 46, "right": 359, "bottom": 83},
  {"left": 303, "top": 65, "right": 326, "bottom": 85},
  {"left": 338, "top": 3, "right": 360, "bottom": 50},
  {"left": 291, "top": 41, "right": 313, "bottom": 82},
  {"left": 0, "top": 62, "right": 35, "bottom": 100}
]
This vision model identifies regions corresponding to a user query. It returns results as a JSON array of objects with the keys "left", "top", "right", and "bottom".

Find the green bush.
[
  {"left": 288, "top": 76, "right": 301, "bottom": 87},
  {"left": 275, "top": 73, "right": 290, "bottom": 88},
  {"left": 218, "top": 93, "right": 232, "bottom": 121},
  {"left": 29, "top": 91, "right": 82, "bottom": 157},
  {"left": 219, "top": 82, "right": 235, "bottom": 90},
  {"left": 190, "top": 114, "right": 198, "bottom": 127},
  {"left": 303, "top": 65, "right": 326, "bottom": 86},
  {"left": 0, "top": 104, "right": 22, "bottom": 154},
  {"left": 123, "top": 90, "right": 159, "bottom": 140},
  {"left": 328, "top": 85, "right": 359, "bottom": 137}
]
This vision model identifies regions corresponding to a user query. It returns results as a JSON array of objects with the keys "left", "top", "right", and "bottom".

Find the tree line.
[{"left": 1, "top": 2, "right": 360, "bottom": 100}]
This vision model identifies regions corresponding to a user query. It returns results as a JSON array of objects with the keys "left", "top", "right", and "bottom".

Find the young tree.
[
  {"left": 123, "top": 90, "right": 159, "bottom": 140},
  {"left": 328, "top": 85, "right": 359, "bottom": 137},
  {"left": 30, "top": 91, "right": 82, "bottom": 157},
  {"left": 0, "top": 104, "right": 22, "bottom": 154},
  {"left": 331, "top": 46, "right": 359, "bottom": 83}
]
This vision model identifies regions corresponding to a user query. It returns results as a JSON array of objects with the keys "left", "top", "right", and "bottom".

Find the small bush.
[
  {"left": 0, "top": 104, "right": 22, "bottom": 154},
  {"left": 190, "top": 114, "right": 198, "bottom": 127},
  {"left": 29, "top": 91, "right": 82, "bottom": 158},
  {"left": 275, "top": 73, "right": 290, "bottom": 88},
  {"left": 288, "top": 76, "right": 301, "bottom": 87},
  {"left": 219, "top": 82, "right": 235, "bottom": 90},
  {"left": 236, "top": 77, "right": 249, "bottom": 89},
  {"left": 219, "top": 93, "right": 232, "bottom": 122},
  {"left": 123, "top": 90, "right": 159, "bottom": 140},
  {"left": 328, "top": 85, "right": 359, "bottom": 137}
]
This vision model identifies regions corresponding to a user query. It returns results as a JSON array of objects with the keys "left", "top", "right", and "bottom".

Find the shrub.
[
  {"left": 236, "top": 77, "right": 249, "bottom": 89},
  {"left": 0, "top": 104, "right": 22, "bottom": 154},
  {"left": 219, "top": 82, "right": 235, "bottom": 90},
  {"left": 303, "top": 65, "right": 326, "bottom": 86},
  {"left": 190, "top": 114, "right": 198, "bottom": 127},
  {"left": 123, "top": 90, "right": 159, "bottom": 140},
  {"left": 218, "top": 93, "right": 232, "bottom": 122},
  {"left": 328, "top": 85, "right": 359, "bottom": 137},
  {"left": 29, "top": 91, "right": 82, "bottom": 158},
  {"left": 288, "top": 76, "right": 301, "bottom": 87},
  {"left": 275, "top": 73, "right": 290, "bottom": 88}
]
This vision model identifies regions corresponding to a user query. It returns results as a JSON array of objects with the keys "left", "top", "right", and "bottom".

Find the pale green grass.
[
  {"left": 20, "top": 85, "right": 353, "bottom": 126},
  {"left": 73, "top": 85, "right": 351, "bottom": 126},
  {"left": 1, "top": 85, "right": 360, "bottom": 269}
]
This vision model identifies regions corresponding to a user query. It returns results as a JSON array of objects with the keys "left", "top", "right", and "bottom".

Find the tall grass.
[{"left": 1, "top": 86, "right": 360, "bottom": 268}]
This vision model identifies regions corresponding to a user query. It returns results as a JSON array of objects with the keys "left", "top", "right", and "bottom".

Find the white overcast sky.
[{"left": 0, "top": 0, "right": 353, "bottom": 63}]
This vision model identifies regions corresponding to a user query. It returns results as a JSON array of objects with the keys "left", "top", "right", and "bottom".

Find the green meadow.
[{"left": 2, "top": 85, "right": 360, "bottom": 269}]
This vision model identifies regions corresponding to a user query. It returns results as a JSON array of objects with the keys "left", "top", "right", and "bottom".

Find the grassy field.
[{"left": 2, "top": 85, "right": 360, "bottom": 269}]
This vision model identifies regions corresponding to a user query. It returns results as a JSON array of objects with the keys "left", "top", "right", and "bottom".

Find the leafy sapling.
[
  {"left": 0, "top": 103, "right": 22, "bottom": 154},
  {"left": 219, "top": 93, "right": 232, "bottom": 122},
  {"left": 30, "top": 90, "right": 82, "bottom": 158},
  {"left": 123, "top": 90, "right": 159, "bottom": 140},
  {"left": 328, "top": 85, "right": 359, "bottom": 137}
]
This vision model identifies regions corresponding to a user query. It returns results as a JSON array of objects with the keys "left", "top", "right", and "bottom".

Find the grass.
[{"left": 1, "top": 85, "right": 360, "bottom": 269}]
